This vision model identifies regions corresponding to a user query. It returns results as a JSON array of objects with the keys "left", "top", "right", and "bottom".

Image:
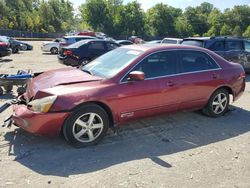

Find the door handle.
[
  {"left": 211, "top": 73, "right": 219, "bottom": 79},
  {"left": 167, "top": 81, "right": 175, "bottom": 87}
]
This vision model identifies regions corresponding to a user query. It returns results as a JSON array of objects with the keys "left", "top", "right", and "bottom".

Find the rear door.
[
  {"left": 224, "top": 40, "right": 245, "bottom": 67},
  {"left": 105, "top": 42, "right": 120, "bottom": 52},
  {"left": 207, "top": 40, "right": 226, "bottom": 58},
  {"left": 176, "top": 50, "right": 223, "bottom": 110},
  {"left": 87, "top": 41, "right": 106, "bottom": 60}
]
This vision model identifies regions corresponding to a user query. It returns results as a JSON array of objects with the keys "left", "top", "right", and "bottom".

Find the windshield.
[
  {"left": 182, "top": 40, "right": 204, "bottom": 47},
  {"left": 82, "top": 48, "right": 143, "bottom": 78}
]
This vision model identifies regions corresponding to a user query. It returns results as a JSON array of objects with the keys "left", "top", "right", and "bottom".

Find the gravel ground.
[{"left": 0, "top": 41, "right": 250, "bottom": 188}]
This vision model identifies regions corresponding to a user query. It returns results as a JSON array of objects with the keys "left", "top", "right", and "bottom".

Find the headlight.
[{"left": 28, "top": 96, "right": 57, "bottom": 113}]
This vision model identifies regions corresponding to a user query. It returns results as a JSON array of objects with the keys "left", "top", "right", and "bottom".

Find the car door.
[
  {"left": 207, "top": 40, "right": 226, "bottom": 58},
  {"left": 243, "top": 40, "right": 250, "bottom": 70},
  {"left": 175, "top": 50, "right": 223, "bottom": 110},
  {"left": 116, "top": 51, "right": 180, "bottom": 122},
  {"left": 87, "top": 41, "right": 106, "bottom": 60},
  {"left": 224, "top": 40, "right": 245, "bottom": 67},
  {"left": 105, "top": 42, "right": 120, "bottom": 52}
]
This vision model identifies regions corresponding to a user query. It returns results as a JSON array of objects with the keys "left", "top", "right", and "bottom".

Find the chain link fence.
[{"left": 0, "top": 29, "right": 64, "bottom": 38}]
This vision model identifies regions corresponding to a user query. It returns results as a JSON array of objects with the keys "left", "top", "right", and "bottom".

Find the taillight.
[
  {"left": 0, "top": 42, "right": 9, "bottom": 47},
  {"left": 239, "top": 72, "right": 246, "bottom": 79},
  {"left": 63, "top": 50, "right": 73, "bottom": 56}
]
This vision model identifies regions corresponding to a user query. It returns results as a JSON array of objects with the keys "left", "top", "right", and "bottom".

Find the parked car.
[
  {"left": 161, "top": 37, "right": 183, "bottom": 44},
  {"left": 59, "top": 35, "right": 97, "bottom": 49},
  {"left": 147, "top": 40, "right": 162, "bottom": 44},
  {"left": 181, "top": 37, "right": 250, "bottom": 73},
  {"left": 41, "top": 38, "right": 64, "bottom": 54},
  {"left": 11, "top": 44, "right": 245, "bottom": 147},
  {"left": 58, "top": 39, "right": 121, "bottom": 67},
  {"left": 116, "top": 40, "right": 133, "bottom": 45},
  {"left": 15, "top": 40, "right": 33, "bottom": 51},
  {"left": 0, "top": 41, "right": 12, "bottom": 58},
  {"left": 0, "top": 36, "right": 21, "bottom": 53}
]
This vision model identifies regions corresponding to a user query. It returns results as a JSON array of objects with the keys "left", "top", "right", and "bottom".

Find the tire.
[
  {"left": 17, "top": 87, "right": 26, "bottom": 95},
  {"left": 12, "top": 47, "right": 19, "bottom": 53},
  {"left": 63, "top": 104, "right": 110, "bottom": 147},
  {"left": 0, "top": 87, "right": 3, "bottom": 95},
  {"left": 202, "top": 88, "right": 229, "bottom": 117},
  {"left": 50, "top": 47, "right": 58, "bottom": 54},
  {"left": 21, "top": 45, "right": 28, "bottom": 51},
  {"left": 3, "top": 85, "right": 13, "bottom": 93}
]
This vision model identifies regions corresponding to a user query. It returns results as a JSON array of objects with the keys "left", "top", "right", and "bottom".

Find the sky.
[{"left": 70, "top": 0, "right": 250, "bottom": 11}]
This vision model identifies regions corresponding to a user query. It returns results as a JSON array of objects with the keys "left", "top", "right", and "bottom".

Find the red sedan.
[{"left": 12, "top": 44, "right": 245, "bottom": 147}]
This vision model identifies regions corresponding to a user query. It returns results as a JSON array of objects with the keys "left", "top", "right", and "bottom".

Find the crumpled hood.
[{"left": 27, "top": 67, "right": 102, "bottom": 99}]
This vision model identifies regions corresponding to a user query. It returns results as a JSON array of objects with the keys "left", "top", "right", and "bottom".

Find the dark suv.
[{"left": 182, "top": 37, "right": 250, "bottom": 73}]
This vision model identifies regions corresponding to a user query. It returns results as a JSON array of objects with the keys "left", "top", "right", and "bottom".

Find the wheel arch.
[
  {"left": 71, "top": 101, "right": 115, "bottom": 128},
  {"left": 213, "top": 85, "right": 234, "bottom": 100}
]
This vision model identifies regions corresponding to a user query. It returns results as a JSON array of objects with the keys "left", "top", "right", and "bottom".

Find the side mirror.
[{"left": 127, "top": 71, "right": 145, "bottom": 81}]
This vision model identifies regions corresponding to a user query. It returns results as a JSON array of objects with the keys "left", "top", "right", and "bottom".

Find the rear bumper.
[
  {"left": 12, "top": 104, "right": 70, "bottom": 136},
  {"left": 0, "top": 49, "right": 12, "bottom": 57},
  {"left": 58, "top": 55, "right": 79, "bottom": 66}
]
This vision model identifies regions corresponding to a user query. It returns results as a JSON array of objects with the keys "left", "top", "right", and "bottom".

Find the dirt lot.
[{"left": 0, "top": 41, "right": 250, "bottom": 188}]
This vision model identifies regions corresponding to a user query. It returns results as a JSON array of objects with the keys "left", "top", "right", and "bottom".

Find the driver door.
[{"left": 116, "top": 51, "right": 180, "bottom": 122}]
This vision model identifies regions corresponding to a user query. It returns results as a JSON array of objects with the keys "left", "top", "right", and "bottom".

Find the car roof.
[
  {"left": 117, "top": 40, "right": 132, "bottom": 42},
  {"left": 121, "top": 43, "right": 208, "bottom": 53},
  {"left": 163, "top": 37, "right": 182, "bottom": 40},
  {"left": 183, "top": 36, "right": 249, "bottom": 41},
  {"left": 64, "top": 35, "right": 96, "bottom": 39}
]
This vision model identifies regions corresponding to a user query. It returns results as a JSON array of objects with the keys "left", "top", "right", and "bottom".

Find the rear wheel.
[
  {"left": 63, "top": 104, "right": 109, "bottom": 147},
  {"left": 202, "top": 88, "right": 229, "bottom": 117},
  {"left": 50, "top": 47, "right": 58, "bottom": 54}
]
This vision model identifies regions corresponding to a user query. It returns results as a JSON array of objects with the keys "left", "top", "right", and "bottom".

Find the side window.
[
  {"left": 225, "top": 41, "right": 243, "bottom": 51},
  {"left": 124, "top": 51, "right": 177, "bottom": 80},
  {"left": 107, "top": 42, "right": 119, "bottom": 50},
  {"left": 208, "top": 41, "right": 225, "bottom": 51},
  {"left": 88, "top": 42, "right": 105, "bottom": 50},
  {"left": 179, "top": 51, "right": 219, "bottom": 73},
  {"left": 244, "top": 41, "right": 250, "bottom": 52}
]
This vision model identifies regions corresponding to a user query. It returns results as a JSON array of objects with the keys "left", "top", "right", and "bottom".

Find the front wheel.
[
  {"left": 63, "top": 104, "right": 109, "bottom": 147},
  {"left": 202, "top": 88, "right": 229, "bottom": 117}
]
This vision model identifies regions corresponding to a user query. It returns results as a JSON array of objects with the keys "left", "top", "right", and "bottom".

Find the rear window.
[
  {"left": 178, "top": 50, "right": 219, "bottom": 73},
  {"left": 182, "top": 40, "right": 204, "bottom": 47},
  {"left": 244, "top": 41, "right": 250, "bottom": 52},
  {"left": 208, "top": 41, "right": 225, "bottom": 51},
  {"left": 225, "top": 41, "right": 243, "bottom": 51},
  {"left": 88, "top": 41, "right": 105, "bottom": 50},
  {"left": 68, "top": 40, "right": 90, "bottom": 48}
]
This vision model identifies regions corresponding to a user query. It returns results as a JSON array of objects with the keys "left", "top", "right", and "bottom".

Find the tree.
[
  {"left": 175, "top": 16, "right": 194, "bottom": 37},
  {"left": 80, "top": 0, "right": 114, "bottom": 34},
  {"left": 220, "top": 24, "right": 232, "bottom": 36},
  {"left": 243, "top": 26, "right": 250, "bottom": 38},
  {"left": 119, "top": 1, "right": 145, "bottom": 36},
  {"left": 232, "top": 25, "right": 242, "bottom": 36},
  {"left": 146, "top": 3, "right": 182, "bottom": 37}
]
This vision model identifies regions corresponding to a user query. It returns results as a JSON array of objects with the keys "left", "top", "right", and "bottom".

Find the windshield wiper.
[{"left": 82, "top": 69, "right": 93, "bottom": 75}]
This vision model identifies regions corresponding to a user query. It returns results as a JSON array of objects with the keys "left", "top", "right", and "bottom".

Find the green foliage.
[
  {"left": 243, "top": 26, "right": 250, "bottom": 38},
  {"left": 0, "top": 0, "right": 249, "bottom": 39}
]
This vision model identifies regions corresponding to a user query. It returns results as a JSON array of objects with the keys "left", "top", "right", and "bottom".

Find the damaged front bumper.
[{"left": 1, "top": 97, "right": 70, "bottom": 136}]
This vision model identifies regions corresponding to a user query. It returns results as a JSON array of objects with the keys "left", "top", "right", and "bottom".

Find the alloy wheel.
[
  {"left": 72, "top": 113, "right": 104, "bottom": 143},
  {"left": 212, "top": 93, "right": 228, "bottom": 114}
]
